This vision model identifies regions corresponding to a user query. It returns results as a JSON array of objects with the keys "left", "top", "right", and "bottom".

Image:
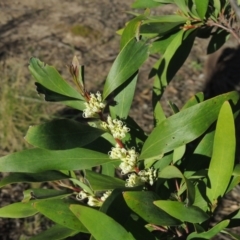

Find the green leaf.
[
  {"left": 110, "top": 73, "right": 138, "bottom": 119},
  {"left": 141, "top": 16, "right": 187, "bottom": 37},
  {"left": 123, "top": 191, "right": 181, "bottom": 226},
  {"left": 70, "top": 178, "right": 94, "bottom": 196},
  {"left": 173, "top": 0, "right": 189, "bottom": 15},
  {"left": 207, "top": 29, "right": 230, "bottom": 54},
  {"left": 0, "top": 171, "right": 69, "bottom": 188},
  {"left": 181, "top": 92, "right": 204, "bottom": 110},
  {"left": 131, "top": 0, "right": 163, "bottom": 8},
  {"left": 101, "top": 162, "right": 116, "bottom": 177},
  {"left": 158, "top": 28, "right": 195, "bottom": 84},
  {"left": 168, "top": 101, "right": 179, "bottom": 114},
  {"left": 29, "top": 58, "right": 84, "bottom": 100},
  {"left": 0, "top": 148, "right": 115, "bottom": 173},
  {"left": 33, "top": 198, "right": 88, "bottom": 232},
  {"left": 121, "top": 15, "right": 147, "bottom": 48},
  {"left": 149, "top": 31, "right": 179, "bottom": 55},
  {"left": 85, "top": 170, "right": 125, "bottom": 191},
  {"left": 195, "top": 131, "right": 214, "bottom": 158},
  {"left": 226, "top": 163, "right": 240, "bottom": 193},
  {"left": 193, "top": 181, "right": 209, "bottom": 211},
  {"left": 29, "top": 224, "right": 79, "bottom": 240},
  {"left": 194, "top": 0, "right": 209, "bottom": 19},
  {"left": 153, "top": 152, "right": 173, "bottom": 170},
  {"left": 233, "top": 164, "right": 240, "bottom": 176},
  {"left": 173, "top": 145, "right": 186, "bottom": 163},
  {"left": 151, "top": 29, "right": 196, "bottom": 124},
  {"left": 100, "top": 189, "right": 155, "bottom": 240},
  {"left": 226, "top": 208, "right": 240, "bottom": 228},
  {"left": 187, "top": 220, "right": 229, "bottom": 239},
  {"left": 103, "top": 38, "right": 148, "bottom": 99},
  {"left": 84, "top": 133, "right": 115, "bottom": 153},
  {"left": 154, "top": 200, "right": 209, "bottom": 223},
  {"left": 23, "top": 188, "right": 71, "bottom": 201},
  {"left": 35, "top": 83, "right": 85, "bottom": 110},
  {"left": 70, "top": 204, "right": 135, "bottom": 240},
  {"left": 25, "top": 119, "right": 104, "bottom": 150},
  {"left": 0, "top": 201, "right": 38, "bottom": 218},
  {"left": 158, "top": 165, "right": 195, "bottom": 205},
  {"left": 140, "top": 92, "right": 239, "bottom": 160},
  {"left": 213, "top": 0, "right": 221, "bottom": 13},
  {"left": 207, "top": 102, "right": 236, "bottom": 203}
]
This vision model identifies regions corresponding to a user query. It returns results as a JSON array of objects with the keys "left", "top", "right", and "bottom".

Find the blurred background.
[{"left": 0, "top": 0, "right": 239, "bottom": 239}]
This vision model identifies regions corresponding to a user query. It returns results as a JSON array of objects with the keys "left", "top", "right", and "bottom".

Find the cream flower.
[
  {"left": 83, "top": 91, "right": 105, "bottom": 118},
  {"left": 125, "top": 173, "right": 144, "bottom": 187},
  {"left": 109, "top": 144, "right": 138, "bottom": 174},
  {"left": 101, "top": 116, "right": 130, "bottom": 139}
]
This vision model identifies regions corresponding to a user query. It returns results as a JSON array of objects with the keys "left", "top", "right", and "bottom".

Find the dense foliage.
[{"left": 1, "top": 0, "right": 240, "bottom": 239}]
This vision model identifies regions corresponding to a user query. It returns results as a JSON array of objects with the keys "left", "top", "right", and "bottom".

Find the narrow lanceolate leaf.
[
  {"left": 33, "top": 199, "right": 88, "bottom": 232},
  {"left": 110, "top": 73, "right": 138, "bottom": 119},
  {"left": 207, "top": 102, "right": 236, "bottom": 203},
  {"left": 120, "top": 14, "right": 147, "bottom": 48},
  {"left": 35, "top": 83, "right": 86, "bottom": 111},
  {"left": 103, "top": 38, "right": 148, "bottom": 100},
  {"left": 0, "top": 171, "right": 69, "bottom": 188},
  {"left": 151, "top": 29, "right": 196, "bottom": 125},
  {"left": 0, "top": 148, "right": 115, "bottom": 173},
  {"left": 194, "top": 0, "right": 209, "bottom": 19},
  {"left": 29, "top": 58, "right": 84, "bottom": 100},
  {"left": 0, "top": 202, "right": 38, "bottom": 218},
  {"left": 25, "top": 119, "right": 104, "bottom": 150},
  {"left": 140, "top": 16, "right": 187, "bottom": 37},
  {"left": 85, "top": 170, "right": 125, "bottom": 191},
  {"left": 140, "top": 92, "right": 239, "bottom": 160},
  {"left": 213, "top": 0, "right": 221, "bottom": 13},
  {"left": 187, "top": 220, "right": 229, "bottom": 239},
  {"left": 154, "top": 201, "right": 209, "bottom": 223},
  {"left": 29, "top": 224, "right": 79, "bottom": 240},
  {"left": 23, "top": 189, "right": 71, "bottom": 201},
  {"left": 173, "top": 0, "right": 190, "bottom": 15},
  {"left": 70, "top": 204, "right": 135, "bottom": 240},
  {"left": 131, "top": 0, "right": 163, "bottom": 8},
  {"left": 123, "top": 191, "right": 181, "bottom": 226}
]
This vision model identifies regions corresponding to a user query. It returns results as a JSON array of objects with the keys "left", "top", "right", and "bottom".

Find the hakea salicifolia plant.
[{"left": 69, "top": 57, "right": 158, "bottom": 207}]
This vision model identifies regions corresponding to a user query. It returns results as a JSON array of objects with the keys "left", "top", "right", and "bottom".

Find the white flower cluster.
[
  {"left": 139, "top": 168, "right": 158, "bottom": 186},
  {"left": 125, "top": 173, "right": 144, "bottom": 187},
  {"left": 76, "top": 190, "right": 111, "bottom": 207},
  {"left": 101, "top": 116, "right": 130, "bottom": 139},
  {"left": 125, "top": 168, "right": 158, "bottom": 187},
  {"left": 83, "top": 91, "right": 105, "bottom": 118},
  {"left": 109, "top": 144, "right": 138, "bottom": 174}
]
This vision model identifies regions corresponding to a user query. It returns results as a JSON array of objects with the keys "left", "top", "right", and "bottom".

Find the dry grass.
[
  {"left": 0, "top": 59, "right": 62, "bottom": 156},
  {"left": 0, "top": 59, "right": 64, "bottom": 239}
]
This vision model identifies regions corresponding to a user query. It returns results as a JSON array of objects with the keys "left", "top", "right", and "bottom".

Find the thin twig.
[{"left": 207, "top": 20, "right": 240, "bottom": 44}]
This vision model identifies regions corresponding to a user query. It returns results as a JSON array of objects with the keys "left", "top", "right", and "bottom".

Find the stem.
[
  {"left": 55, "top": 181, "right": 81, "bottom": 192},
  {"left": 175, "top": 228, "right": 183, "bottom": 237},
  {"left": 150, "top": 224, "right": 168, "bottom": 232},
  {"left": 207, "top": 20, "right": 240, "bottom": 45},
  {"left": 115, "top": 138, "right": 125, "bottom": 148},
  {"left": 229, "top": 0, "right": 240, "bottom": 23}
]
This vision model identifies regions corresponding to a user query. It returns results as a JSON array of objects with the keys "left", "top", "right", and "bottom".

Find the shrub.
[{"left": 1, "top": 0, "right": 240, "bottom": 239}]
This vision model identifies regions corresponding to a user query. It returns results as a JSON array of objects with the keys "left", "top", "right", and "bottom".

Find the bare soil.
[{"left": 0, "top": 1, "right": 240, "bottom": 239}]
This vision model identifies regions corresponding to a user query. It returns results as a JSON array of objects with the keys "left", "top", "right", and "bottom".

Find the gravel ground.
[{"left": 0, "top": 1, "right": 240, "bottom": 239}]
